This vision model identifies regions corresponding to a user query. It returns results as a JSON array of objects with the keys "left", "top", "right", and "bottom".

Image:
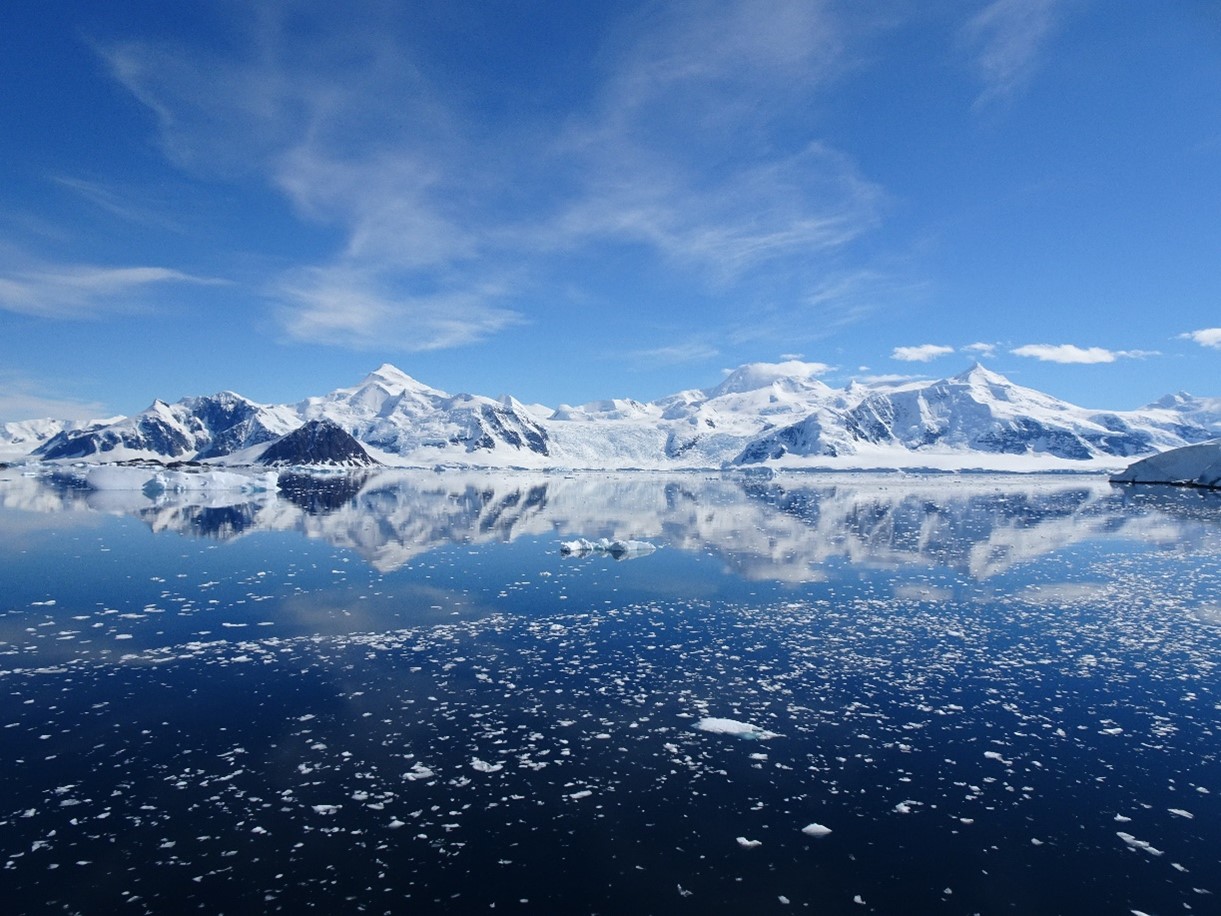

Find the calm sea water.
[{"left": 1, "top": 469, "right": 1218, "bottom": 914}]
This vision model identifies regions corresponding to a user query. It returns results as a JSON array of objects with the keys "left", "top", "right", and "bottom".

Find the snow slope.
[{"left": 6, "top": 361, "right": 1219, "bottom": 471}]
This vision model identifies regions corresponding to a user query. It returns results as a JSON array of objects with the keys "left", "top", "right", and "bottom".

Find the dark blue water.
[{"left": 1, "top": 471, "right": 1218, "bottom": 913}]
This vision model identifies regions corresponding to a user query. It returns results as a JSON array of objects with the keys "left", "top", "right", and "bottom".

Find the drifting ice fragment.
[
  {"left": 695, "top": 717, "right": 779, "bottom": 740},
  {"left": 1116, "top": 832, "right": 1163, "bottom": 856},
  {"left": 801, "top": 823, "right": 832, "bottom": 838},
  {"left": 559, "top": 537, "right": 657, "bottom": 559},
  {"left": 736, "top": 837, "right": 762, "bottom": 849}
]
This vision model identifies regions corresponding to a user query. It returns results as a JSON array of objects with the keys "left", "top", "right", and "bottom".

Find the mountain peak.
[
  {"left": 952, "top": 362, "right": 1009, "bottom": 385},
  {"left": 360, "top": 363, "right": 440, "bottom": 394},
  {"left": 710, "top": 360, "right": 833, "bottom": 397}
]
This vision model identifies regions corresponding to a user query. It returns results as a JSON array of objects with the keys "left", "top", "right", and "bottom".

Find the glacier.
[{"left": 3, "top": 361, "right": 1219, "bottom": 472}]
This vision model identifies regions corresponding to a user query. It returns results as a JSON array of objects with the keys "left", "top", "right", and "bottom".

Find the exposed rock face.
[
  {"left": 37, "top": 392, "right": 295, "bottom": 462},
  {"left": 256, "top": 420, "right": 378, "bottom": 467}
]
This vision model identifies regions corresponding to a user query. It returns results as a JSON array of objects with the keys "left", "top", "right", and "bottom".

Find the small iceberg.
[
  {"left": 1111, "top": 439, "right": 1221, "bottom": 489},
  {"left": 801, "top": 823, "right": 833, "bottom": 838},
  {"left": 559, "top": 537, "right": 657, "bottom": 559},
  {"left": 695, "top": 716, "right": 779, "bottom": 740}
]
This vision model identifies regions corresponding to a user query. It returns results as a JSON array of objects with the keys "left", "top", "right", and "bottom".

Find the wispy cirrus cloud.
[
  {"left": 1011, "top": 343, "right": 1157, "bottom": 364},
  {"left": 892, "top": 344, "right": 954, "bottom": 363},
  {"left": 51, "top": 175, "right": 186, "bottom": 232},
  {"left": 960, "top": 0, "right": 1061, "bottom": 108},
  {"left": 98, "top": 1, "right": 892, "bottom": 354},
  {"left": 0, "top": 370, "right": 112, "bottom": 422},
  {"left": 627, "top": 341, "right": 721, "bottom": 367},
  {"left": 1180, "top": 328, "right": 1221, "bottom": 349},
  {"left": 275, "top": 265, "right": 524, "bottom": 353},
  {"left": 0, "top": 261, "right": 222, "bottom": 319},
  {"left": 963, "top": 341, "right": 998, "bottom": 357}
]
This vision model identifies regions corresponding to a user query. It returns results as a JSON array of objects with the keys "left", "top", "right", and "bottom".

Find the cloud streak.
[
  {"left": 1181, "top": 328, "right": 1221, "bottom": 349},
  {"left": 1011, "top": 343, "right": 1155, "bottom": 364},
  {"left": 0, "top": 262, "right": 223, "bottom": 319},
  {"left": 960, "top": 0, "right": 1060, "bottom": 107},
  {"left": 97, "top": 1, "right": 890, "bottom": 354},
  {"left": 892, "top": 344, "right": 954, "bottom": 363},
  {"left": 0, "top": 370, "right": 112, "bottom": 422}
]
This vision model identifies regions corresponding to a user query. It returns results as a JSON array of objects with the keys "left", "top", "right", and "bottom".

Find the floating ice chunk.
[
  {"left": 801, "top": 823, "right": 832, "bottom": 838},
  {"left": 569, "top": 790, "right": 593, "bottom": 799},
  {"left": 311, "top": 804, "right": 340, "bottom": 815},
  {"left": 696, "top": 717, "right": 779, "bottom": 740},
  {"left": 560, "top": 537, "right": 657, "bottom": 559},
  {"left": 1168, "top": 808, "right": 1194, "bottom": 819},
  {"left": 404, "top": 763, "right": 435, "bottom": 781},
  {"left": 736, "top": 837, "right": 762, "bottom": 849},
  {"left": 1117, "top": 832, "right": 1163, "bottom": 856},
  {"left": 1114, "top": 814, "right": 1132, "bottom": 823},
  {"left": 471, "top": 758, "right": 504, "bottom": 773}
]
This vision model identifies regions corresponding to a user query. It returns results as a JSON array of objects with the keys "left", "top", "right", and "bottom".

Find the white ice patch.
[
  {"left": 559, "top": 537, "right": 657, "bottom": 559},
  {"left": 801, "top": 823, "right": 832, "bottom": 838},
  {"left": 471, "top": 758, "right": 504, "bottom": 773},
  {"left": 1116, "top": 832, "right": 1163, "bottom": 856},
  {"left": 736, "top": 837, "right": 762, "bottom": 849},
  {"left": 695, "top": 717, "right": 779, "bottom": 740}
]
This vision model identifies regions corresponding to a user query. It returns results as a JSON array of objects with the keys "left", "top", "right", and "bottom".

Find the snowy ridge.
[{"left": 5, "top": 361, "right": 1219, "bottom": 470}]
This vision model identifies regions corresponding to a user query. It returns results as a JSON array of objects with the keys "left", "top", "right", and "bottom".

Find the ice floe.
[
  {"left": 559, "top": 537, "right": 657, "bottom": 559},
  {"left": 695, "top": 717, "right": 780, "bottom": 740}
]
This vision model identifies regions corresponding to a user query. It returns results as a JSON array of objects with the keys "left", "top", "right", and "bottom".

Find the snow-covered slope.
[
  {"left": 1111, "top": 439, "right": 1221, "bottom": 489},
  {"left": 740, "top": 365, "right": 1199, "bottom": 466},
  {"left": 34, "top": 392, "right": 298, "bottom": 463},
  {"left": 299, "top": 364, "right": 551, "bottom": 462},
  {"left": 6, "top": 361, "right": 1219, "bottom": 470},
  {"left": 1, "top": 416, "right": 122, "bottom": 463}
]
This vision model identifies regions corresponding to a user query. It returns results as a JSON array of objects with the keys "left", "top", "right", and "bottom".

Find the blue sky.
[{"left": 1, "top": 0, "right": 1219, "bottom": 421}]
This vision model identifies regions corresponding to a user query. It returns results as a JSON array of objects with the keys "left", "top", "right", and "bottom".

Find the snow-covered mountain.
[
  {"left": 0, "top": 416, "right": 123, "bottom": 462},
  {"left": 6, "top": 361, "right": 1220, "bottom": 470},
  {"left": 256, "top": 418, "right": 377, "bottom": 467},
  {"left": 297, "top": 364, "right": 550, "bottom": 460},
  {"left": 34, "top": 392, "right": 298, "bottom": 463}
]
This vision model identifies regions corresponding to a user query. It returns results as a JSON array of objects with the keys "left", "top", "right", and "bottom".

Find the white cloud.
[
  {"left": 0, "top": 262, "right": 222, "bottom": 319},
  {"left": 963, "top": 341, "right": 997, "bottom": 357},
  {"left": 51, "top": 175, "right": 185, "bottom": 231},
  {"left": 275, "top": 265, "right": 523, "bottom": 352},
  {"left": 98, "top": 2, "right": 892, "bottom": 354},
  {"left": 854, "top": 373, "right": 922, "bottom": 386},
  {"left": 1010, "top": 343, "right": 1156, "bottom": 364},
  {"left": 630, "top": 342, "right": 720, "bottom": 366},
  {"left": 892, "top": 344, "right": 954, "bottom": 363},
  {"left": 1181, "top": 328, "right": 1221, "bottom": 349},
  {"left": 0, "top": 371, "right": 110, "bottom": 422},
  {"left": 960, "top": 0, "right": 1060, "bottom": 107}
]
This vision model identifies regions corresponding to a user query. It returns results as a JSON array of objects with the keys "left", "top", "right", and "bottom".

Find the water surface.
[{"left": 1, "top": 470, "right": 1218, "bottom": 913}]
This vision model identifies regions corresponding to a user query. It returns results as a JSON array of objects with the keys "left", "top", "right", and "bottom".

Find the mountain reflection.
[{"left": 5, "top": 469, "right": 1219, "bottom": 578}]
